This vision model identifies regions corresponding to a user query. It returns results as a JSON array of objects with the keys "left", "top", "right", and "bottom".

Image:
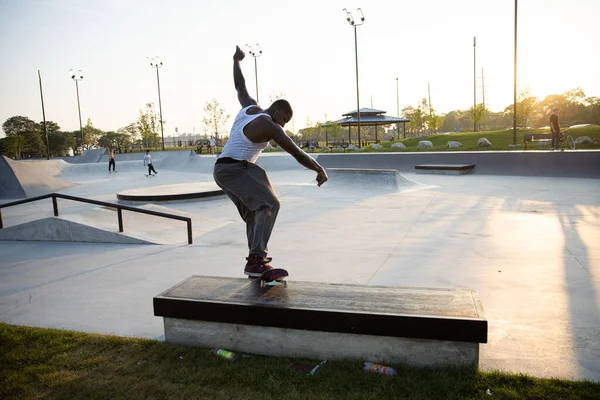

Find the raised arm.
[{"left": 233, "top": 45, "right": 257, "bottom": 108}]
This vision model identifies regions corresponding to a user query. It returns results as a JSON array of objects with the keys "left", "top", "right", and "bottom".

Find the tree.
[
  {"left": 82, "top": 118, "right": 102, "bottom": 149},
  {"left": 327, "top": 121, "right": 344, "bottom": 143},
  {"left": 469, "top": 103, "right": 488, "bottom": 131},
  {"left": 2, "top": 115, "right": 36, "bottom": 136},
  {"left": 0, "top": 135, "right": 25, "bottom": 158},
  {"left": 98, "top": 131, "right": 125, "bottom": 149},
  {"left": 2, "top": 116, "right": 44, "bottom": 157},
  {"left": 403, "top": 106, "right": 425, "bottom": 135},
  {"left": 585, "top": 96, "right": 600, "bottom": 125},
  {"left": 504, "top": 86, "right": 538, "bottom": 129},
  {"left": 202, "top": 98, "right": 229, "bottom": 140},
  {"left": 47, "top": 131, "right": 76, "bottom": 156},
  {"left": 137, "top": 103, "right": 160, "bottom": 148}
]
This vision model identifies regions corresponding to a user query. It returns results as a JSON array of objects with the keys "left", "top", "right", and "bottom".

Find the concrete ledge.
[
  {"left": 116, "top": 182, "right": 223, "bottom": 203},
  {"left": 164, "top": 318, "right": 479, "bottom": 367},
  {"left": 154, "top": 276, "right": 487, "bottom": 366},
  {"left": 415, "top": 164, "right": 475, "bottom": 175}
]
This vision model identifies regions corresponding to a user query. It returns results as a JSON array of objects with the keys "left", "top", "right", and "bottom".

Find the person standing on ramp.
[
  {"left": 143, "top": 150, "right": 158, "bottom": 176},
  {"left": 213, "top": 45, "right": 328, "bottom": 277},
  {"left": 108, "top": 147, "right": 116, "bottom": 173}
]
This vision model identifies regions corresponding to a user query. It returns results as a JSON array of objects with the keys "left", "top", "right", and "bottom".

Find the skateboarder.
[
  {"left": 143, "top": 150, "right": 157, "bottom": 176},
  {"left": 213, "top": 45, "right": 328, "bottom": 278},
  {"left": 108, "top": 147, "right": 116, "bottom": 173}
]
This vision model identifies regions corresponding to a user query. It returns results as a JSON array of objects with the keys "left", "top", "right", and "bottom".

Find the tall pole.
[
  {"left": 254, "top": 57, "right": 258, "bottom": 103},
  {"left": 156, "top": 68, "right": 164, "bottom": 151},
  {"left": 512, "top": 0, "right": 518, "bottom": 145},
  {"left": 246, "top": 44, "right": 262, "bottom": 104},
  {"left": 70, "top": 69, "right": 84, "bottom": 151},
  {"left": 343, "top": 8, "right": 365, "bottom": 147},
  {"left": 396, "top": 74, "right": 400, "bottom": 140},
  {"left": 353, "top": 25, "right": 361, "bottom": 147},
  {"left": 473, "top": 36, "right": 477, "bottom": 132},
  {"left": 428, "top": 82, "right": 433, "bottom": 135},
  {"left": 482, "top": 68, "right": 485, "bottom": 131},
  {"left": 148, "top": 57, "right": 165, "bottom": 151},
  {"left": 38, "top": 70, "right": 50, "bottom": 160},
  {"left": 75, "top": 81, "right": 83, "bottom": 146}
]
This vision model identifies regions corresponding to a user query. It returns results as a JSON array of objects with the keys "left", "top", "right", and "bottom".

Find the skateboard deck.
[{"left": 249, "top": 268, "right": 288, "bottom": 288}]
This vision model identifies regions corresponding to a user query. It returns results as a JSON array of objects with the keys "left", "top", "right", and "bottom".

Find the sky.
[{"left": 0, "top": 0, "right": 599, "bottom": 138}]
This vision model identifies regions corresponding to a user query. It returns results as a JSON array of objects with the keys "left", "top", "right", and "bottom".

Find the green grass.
[
  {"left": 305, "top": 126, "right": 600, "bottom": 153},
  {"left": 1, "top": 323, "right": 599, "bottom": 399}
]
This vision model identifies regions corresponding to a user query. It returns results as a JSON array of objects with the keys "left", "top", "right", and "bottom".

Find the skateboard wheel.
[
  {"left": 283, "top": 281, "right": 288, "bottom": 288},
  {"left": 260, "top": 280, "right": 265, "bottom": 288}
]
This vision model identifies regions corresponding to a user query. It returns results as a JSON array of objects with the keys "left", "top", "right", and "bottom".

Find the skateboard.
[
  {"left": 249, "top": 268, "right": 289, "bottom": 288},
  {"left": 145, "top": 174, "right": 155, "bottom": 177}
]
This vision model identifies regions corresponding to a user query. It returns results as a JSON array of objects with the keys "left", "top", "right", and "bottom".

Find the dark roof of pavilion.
[{"left": 324, "top": 107, "right": 410, "bottom": 127}]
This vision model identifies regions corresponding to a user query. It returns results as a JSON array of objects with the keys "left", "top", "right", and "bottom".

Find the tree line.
[
  {"left": 297, "top": 87, "right": 600, "bottom": 144},
  {"left": 0, "top": 99, "right": 229, "bottom": 158}
]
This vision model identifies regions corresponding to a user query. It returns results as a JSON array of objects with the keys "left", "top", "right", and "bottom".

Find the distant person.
[
  {"left": 209, "top": 136, "right": 216, "bottom": 153},
  {"left": 213, "top": 45, "right": 327, "bottom": 278},
  {"left": 108, "top": 148, "right": 116, "bottom": 173},
  {"left": 143, "top": 150, "right": 158, "bottom": 176},
  {"left": 550, "top": 108, "right": 561, "bottom": 150}
]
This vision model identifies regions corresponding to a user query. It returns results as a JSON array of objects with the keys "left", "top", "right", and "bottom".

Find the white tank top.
[{"left": 219, "top": 106, "right": 271, "bottom": 163}]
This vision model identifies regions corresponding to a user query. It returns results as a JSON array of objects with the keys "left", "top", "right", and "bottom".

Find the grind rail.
[{"left": 0, "top": 193, "right": 193, "bottom": 244}]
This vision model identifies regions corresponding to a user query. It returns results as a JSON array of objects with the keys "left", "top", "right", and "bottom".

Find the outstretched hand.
[
  {"left": 316, "top": 169, "right": 328, "bottom": 187},
  {"left": 233, "top": 45, "right": 245, "bottom": 61}
]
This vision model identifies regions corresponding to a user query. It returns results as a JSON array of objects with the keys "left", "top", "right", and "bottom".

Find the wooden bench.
[
  {"left": 154, "top": 276, "right": 487, "bottom": 367},
  {"left": 523, "top": 133, "right": 552, "bottom": 150}
]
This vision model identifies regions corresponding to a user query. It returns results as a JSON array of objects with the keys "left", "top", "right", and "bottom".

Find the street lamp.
[
  {"left": 148, "top": 56, "right": 165, "bottom": 151},
  {"left": 69, "top": 69, "right": 84, "bottom": 151},
  {"left": 343, "top": 7, "right": 365, "bottom": 147},
  {"left": 245, "top": 44, "right": 262, "bottom": 104},
  {"left": 473, "top": 36, "right": 477, "bottom": 132},
  {"left": 396, "top": 73, "right": 400, "bottom": 140},
  {"left": 512, "top": 0, "right": 518, "bottom": 145}
]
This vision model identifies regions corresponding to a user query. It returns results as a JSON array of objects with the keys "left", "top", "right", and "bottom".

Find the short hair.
[
  {"left": 271, "top": 99, "right": 293, "bottom": 119},
  {"left": 553, "top": 108, "right": 559, "bottom": 112}
]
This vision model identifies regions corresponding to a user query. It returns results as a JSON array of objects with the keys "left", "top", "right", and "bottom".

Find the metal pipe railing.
[{"left": 0, "top": 193, "right": 193, "bottom": 244}]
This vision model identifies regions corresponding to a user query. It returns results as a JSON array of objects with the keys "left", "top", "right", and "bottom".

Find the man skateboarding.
[
  {"left": 213, "top": 45, "right": 328, "bottom": 279},
  {"left": 143, "top": 150, "right": 158, "bottom": 176}
]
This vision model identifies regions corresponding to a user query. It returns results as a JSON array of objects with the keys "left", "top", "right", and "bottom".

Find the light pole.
[
  {"left": 38, "top": 70, "right": 50, "bottom": 160},
  {"left": 473, "top": 36, "right": 477, "bottom": 132},
  {"left": 148, "top": 56, "right": 165, "bottom": 151},
  {"left": 69, "top": 69, "right": 84, "bottom": 151},
  {"left": 512, "top": 0, "right": 518, "bottom": 145},
  {"left": 245, "top": 44, "right": 262, "bottom": 104},
  {"left": 396, "top": 74, "right": 400, "bottom": 140},
  {"left": 343, "top": 7, "right": 365, "bottom": 147}
]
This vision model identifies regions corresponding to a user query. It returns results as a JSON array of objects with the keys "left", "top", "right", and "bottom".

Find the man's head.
[
  {"left": 267, "top": 99, "right": 293, "bottom": 128},
  {"left": 553, "top": 108, "right": 559, "bottom": 114},
  {"left": 146, "top": 150, "right": 150, "bottom": 154}
]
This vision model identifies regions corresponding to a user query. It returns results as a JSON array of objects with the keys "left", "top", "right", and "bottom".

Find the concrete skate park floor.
[{"left": 0, "top": 153, "right": 599, "bottom": 382}]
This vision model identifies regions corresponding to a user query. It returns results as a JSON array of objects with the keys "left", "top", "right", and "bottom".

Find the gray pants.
[{"left": 213, "top": 161, "right": 280, "bottom": 257}]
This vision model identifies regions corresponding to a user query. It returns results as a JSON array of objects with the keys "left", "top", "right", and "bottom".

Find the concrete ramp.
[
  {"left": 0, "top": 203, "right": 232, "bottom": 245},
  {"left": 325, "top": 168, "right": 420, "bottom": 191},
  {"left": 78, "top": 148, "right": 106, "bottom": 163},
  {"left": 0, "top": 156, "right": 76, "bottom": 199},
  {"left": 0, "top": 217, "right": 151, "bottom": 244},
  {"left": 256, "top": 153, "right": 310, "bottom": 171}
]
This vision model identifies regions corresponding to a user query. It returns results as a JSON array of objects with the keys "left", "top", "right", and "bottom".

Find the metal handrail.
[{"left": 0, "top": 193, "right": 193, "bottom": 244}]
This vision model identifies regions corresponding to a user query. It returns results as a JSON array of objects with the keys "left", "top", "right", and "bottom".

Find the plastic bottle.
[
  {"left": 210, "top": 348, "right": 238, "bottom": 360},
  {"left": 363, "top": 362, "right": 398, "bottom": 376}
]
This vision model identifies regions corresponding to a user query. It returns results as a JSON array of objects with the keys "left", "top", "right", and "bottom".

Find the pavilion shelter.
[{"left": 323, "top": 108, "right": 410, "bottom": 147}]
